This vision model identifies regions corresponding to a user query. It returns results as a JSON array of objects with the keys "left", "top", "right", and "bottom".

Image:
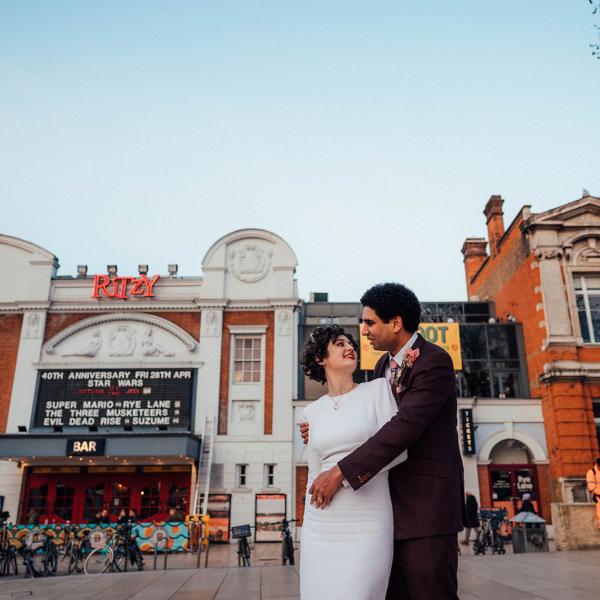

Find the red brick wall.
[
  {"left": 148, "top": 312, "right": 200, "bottom": 341},
  {"left": 296, "top": 466, "right": 308, "bottom": 525},
  {"left": 477, "top": 465, "right": 491, "bottom": 508},
  {"left": 536, "top": 463, "right": 552, "bottom": 520},
  {"left": 44, "top": 313, "right": 101, "bottom": 342},
  {"left": 0, "top": 315, "right": 23, "bottom": 432},
  {"left": 218, "top": 311, "right": 274, "bottom": 435}
]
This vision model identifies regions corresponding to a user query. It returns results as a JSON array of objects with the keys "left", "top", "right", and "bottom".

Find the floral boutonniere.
[{"left": 392, "top": 347, "right": 420, "bottom": 395}]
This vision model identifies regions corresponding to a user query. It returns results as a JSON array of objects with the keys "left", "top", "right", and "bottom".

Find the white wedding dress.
[{"left": 299, "top": 378, "right": 407, "bottom": 600}]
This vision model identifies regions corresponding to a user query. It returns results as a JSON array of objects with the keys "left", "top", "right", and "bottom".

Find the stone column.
[{"left": 194, "top": 306, "right": 225, "bottom": 432}]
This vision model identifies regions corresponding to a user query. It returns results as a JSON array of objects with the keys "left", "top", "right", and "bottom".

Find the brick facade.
[
  {"left": 295, "top": 465, "right": 308, "bottom": 525},
  {"left": 464, "top": 195, "right": 600, "bottom": 505},
  {"left": 0, "top": 314, "right": 23, "bottom": 432},
  {"left": 218, "top": 311, "right": 275, "bottom": 436}
]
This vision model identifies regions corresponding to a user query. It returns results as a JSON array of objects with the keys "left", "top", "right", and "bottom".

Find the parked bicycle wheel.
[
  {"left": 43, "top": 545, "right": 58, "bottom": 576},
  {"left": 84, "top": 547, "right": 113, "bottom": 575},
  {"left": 113, "top": 543, "right": 143, "bottom": 572}
]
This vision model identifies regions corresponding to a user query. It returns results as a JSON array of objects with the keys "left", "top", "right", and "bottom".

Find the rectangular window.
[
  {"left": 236, "top": 464, "right": 248, "bottom": 488},
  {"left": 264, "top": 464, "right": 275, "bottom": 487},
  {"left": 574, "top": 275, "right": 600, "bottom": 343},
  {"left": 233, "top": 336, "right": 262, "bottom": 383}
]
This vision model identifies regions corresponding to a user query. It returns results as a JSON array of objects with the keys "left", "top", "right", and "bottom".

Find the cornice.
[
  {"left": 0, "top": 302, "right": 51, "bottom": 313},
  {"left": 540, "top": 360, "right": 600, "bottom": 383},
  {"left": 47, "top": 301, "right": 202, "bottom": 313}
]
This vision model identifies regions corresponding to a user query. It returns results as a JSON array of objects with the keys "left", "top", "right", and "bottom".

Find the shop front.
[{"left": 0, "top": 433, "right": 200, "bottom": 524}]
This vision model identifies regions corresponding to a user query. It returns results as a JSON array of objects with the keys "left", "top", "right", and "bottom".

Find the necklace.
[{"left": 329, "top": 384, "right": 357, "bottom": 410}]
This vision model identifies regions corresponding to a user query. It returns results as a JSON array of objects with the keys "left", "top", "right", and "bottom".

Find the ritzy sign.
[{"left": 92, "top": 275, "right": 160, "bottom": 299}]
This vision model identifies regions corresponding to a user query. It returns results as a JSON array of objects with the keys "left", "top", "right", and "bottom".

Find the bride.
[{"left": 299, "top": 325, "right": 406, "bottom": 600}]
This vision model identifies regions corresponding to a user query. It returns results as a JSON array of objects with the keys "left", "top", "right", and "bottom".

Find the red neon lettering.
[
  {"left": 134, "top": 274, "right": 160, "bottom": 297},
  {"left": 92, "top": 275, "right": 112, "bottom": 298},
  {"left": 115, "top": 277, "right": 132, "bottom": 299},
  {"left": 92, "top": 274, "right": 160, "bottom": 299}
]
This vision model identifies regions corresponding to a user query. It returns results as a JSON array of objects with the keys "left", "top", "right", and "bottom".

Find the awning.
[{"left": 0, "top": 433, "right": 201, "bottom": 464}]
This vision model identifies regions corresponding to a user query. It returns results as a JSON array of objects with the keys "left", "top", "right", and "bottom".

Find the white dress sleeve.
[
  {"left": 373, "top": 379, "right": 407, "bottom": 471},
  {"left": 301, "top": 405, "right": 322, "bottom": 492}
]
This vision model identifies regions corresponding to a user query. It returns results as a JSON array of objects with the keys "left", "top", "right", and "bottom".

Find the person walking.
[
  {"left": 518, "top": 493, "right": 536, "bottom": 514},
  {"left": 586, "top": 457, "right": 600, "bottom": 530},
  {"left": 461, "top": 491, "right": 479, "bottom": 546}
]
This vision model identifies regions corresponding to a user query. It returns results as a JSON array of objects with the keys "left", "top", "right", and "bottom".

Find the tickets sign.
[{"left": 359, "top": 323, "right": 462, "bottom": 371}]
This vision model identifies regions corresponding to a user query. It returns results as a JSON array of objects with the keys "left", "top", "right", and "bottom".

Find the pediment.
[
  {"left": 532, "top": 197, "right": 600, "bottom": 228},
  {"left": 43, "top": 313, "right": 198, "bottom": 363}
]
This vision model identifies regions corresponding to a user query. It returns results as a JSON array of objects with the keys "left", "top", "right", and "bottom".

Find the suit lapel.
[{"left": 395, "top": 334, "right": 425, "bottom": 403}]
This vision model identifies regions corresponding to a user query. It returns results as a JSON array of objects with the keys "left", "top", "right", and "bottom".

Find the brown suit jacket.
[{"left": 338, "top": 334, "right": 466, "bottom": 540}]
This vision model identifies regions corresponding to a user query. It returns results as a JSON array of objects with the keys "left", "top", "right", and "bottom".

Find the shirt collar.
[{"left": 391, "top": 332, "right": 419, "bottom": 365}]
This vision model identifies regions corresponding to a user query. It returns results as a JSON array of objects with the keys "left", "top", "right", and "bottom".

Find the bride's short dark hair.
[{"left": 302, "top": 325, "right": 358, "bottom": 385}]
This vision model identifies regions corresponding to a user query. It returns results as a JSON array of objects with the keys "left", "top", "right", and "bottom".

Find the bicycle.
[
  {"left": 267, "top": 518, "right": 297, "bottom": 565},
  {"left": 0, "top": 515, "right": 18, "bottom": 578},
  {"left": 84, "top": 522, "right": 143, "bottom": 574},
  {"left": 61, "top": 525, "right": 91, "bottom": 574},
  {"left": 473, "top": 509, "right": 507, "bottom": 555},
  {"left": 19, "top": 530, "right": 58, "bottom": 578},
  {"left": 112, "top": 522, "right": 143, "bottom": 572},
  {"left": 231, "top": 524, "right": 252, "bottom": 567}
]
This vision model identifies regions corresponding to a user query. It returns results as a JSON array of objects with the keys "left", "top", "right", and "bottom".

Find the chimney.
[
  {"left": 462, "top": 238, "right": 488, "bottom": 296},
  {"left": 484, "top": 195, "right": 505, "bottom": 256}
]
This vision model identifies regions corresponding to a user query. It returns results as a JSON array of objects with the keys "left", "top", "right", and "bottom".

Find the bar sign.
[
  {"left": 460, "top": 409, "right": 476, "bottom": 455},
  {"left": 66, "top": 438, "right": 105, "bottom": 456}
]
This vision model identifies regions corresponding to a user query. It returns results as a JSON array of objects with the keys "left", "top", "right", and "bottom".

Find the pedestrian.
[
  {"left": 99, "top": 508, "right": 111, "bottom": 524},
  {"left": 117, "top": 508, "right": 129, "bottom": 524},
  {"left": 167, "top": 506, "right": 184, "bottom": 522},
  {"left": 460, "top": 491, "right": 480, "bottom": 546},
  {"left": 519, "top": 493, "right": 536, "bottom": 514},
  {"left": 586, "top": 457, "right": 600, "bottom": 530}
]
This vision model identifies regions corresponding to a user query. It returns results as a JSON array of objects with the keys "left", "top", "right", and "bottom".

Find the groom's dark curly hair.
[
  {"left": 361, "top": 283, "right": 421, "bottom": 332},
  {"left": 302, "top": 325, "right": 358, "bottom": 385}
]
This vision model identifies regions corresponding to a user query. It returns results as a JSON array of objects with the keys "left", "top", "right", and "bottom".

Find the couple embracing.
[{"left": 299, "top": 283, "right": 466, "bottom": 600}]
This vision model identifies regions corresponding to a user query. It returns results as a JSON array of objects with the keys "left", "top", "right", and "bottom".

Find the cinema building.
[{"left": 0, "top": 229, "right": 299, "bottom": 536}]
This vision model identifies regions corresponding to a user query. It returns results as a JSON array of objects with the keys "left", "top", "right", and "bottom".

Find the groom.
[{"left": 303, "top": 283, "right": 465, "bottom": 599}]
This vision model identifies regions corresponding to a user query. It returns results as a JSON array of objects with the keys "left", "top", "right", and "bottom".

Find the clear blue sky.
[{"left": 2, "top": 1, "right": 599, "bottom": 302}]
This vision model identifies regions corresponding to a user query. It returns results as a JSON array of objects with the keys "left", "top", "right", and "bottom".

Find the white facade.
[{"left": 0, "top": 229, "right": 300, "bottom": 531}]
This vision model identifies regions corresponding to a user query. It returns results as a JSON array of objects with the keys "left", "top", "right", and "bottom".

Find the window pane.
[
  {"left": 488, "top": 326, "right": 518, "bottom": 359},
  {"left": 579, "top": 311, "right": 591, "bottom": 342},
  {"left": 589, "top": 297, "right": 600, "bottom": 311},
  {"left": 576, "top": 295, "right": 586, "bottom": 310},
  {"left": 458, "top": 361, "right": 491, "bottom": 397},
  {"left": 592, "top": 312, "right": 600, "bottom": 342},
  {"left": 491, "top": 470, "right": 512, "bottom": 501},
  {"left": 460, "top": 326, "right": 487, "bottom": 360},
  {"left": 585, "top": 276, "right": 600, "bottom": 290},
  {"left": 492, "top": 372, "right": 521, "bottom": 398},
  {"left": 573, "top": 276, "right": 583, "bottom": 290},
  {"left": 592, "top": 400, "right": 600, "bottom": 419}
]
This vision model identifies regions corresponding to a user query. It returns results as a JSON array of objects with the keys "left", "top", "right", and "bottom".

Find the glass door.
[{"left": 488, "top": 464, "right": 540, "bottom": 519}]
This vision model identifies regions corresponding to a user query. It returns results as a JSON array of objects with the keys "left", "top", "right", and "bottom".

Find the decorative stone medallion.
[{"left": 229, "top": 243, "right": 273, "bottom": 283}]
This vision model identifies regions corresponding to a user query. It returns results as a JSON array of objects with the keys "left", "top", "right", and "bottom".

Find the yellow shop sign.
[{"left": 360, "top": 322, "right": 462, "bottom": 371}]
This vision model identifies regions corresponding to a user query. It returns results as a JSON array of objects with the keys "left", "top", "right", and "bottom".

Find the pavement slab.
[{"left": 1, "top": 548, "right": 599, "bottom": 599}]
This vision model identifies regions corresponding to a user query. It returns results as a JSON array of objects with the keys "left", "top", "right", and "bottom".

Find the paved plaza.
[{"left": 1, "top": 547, "right": 600, "bottom": 599}]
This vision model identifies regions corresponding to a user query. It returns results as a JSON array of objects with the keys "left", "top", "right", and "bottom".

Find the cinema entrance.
[
  {"left": 21, "top": 465, "right": 191, "bottom": 524},
  {"left": 0, "top": 432, "right": 201, "bottom": 524}
]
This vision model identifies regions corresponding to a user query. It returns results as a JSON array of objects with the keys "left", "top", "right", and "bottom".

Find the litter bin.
[{"left": 510, "top": 511, "right": 549, "bottom": 553}]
